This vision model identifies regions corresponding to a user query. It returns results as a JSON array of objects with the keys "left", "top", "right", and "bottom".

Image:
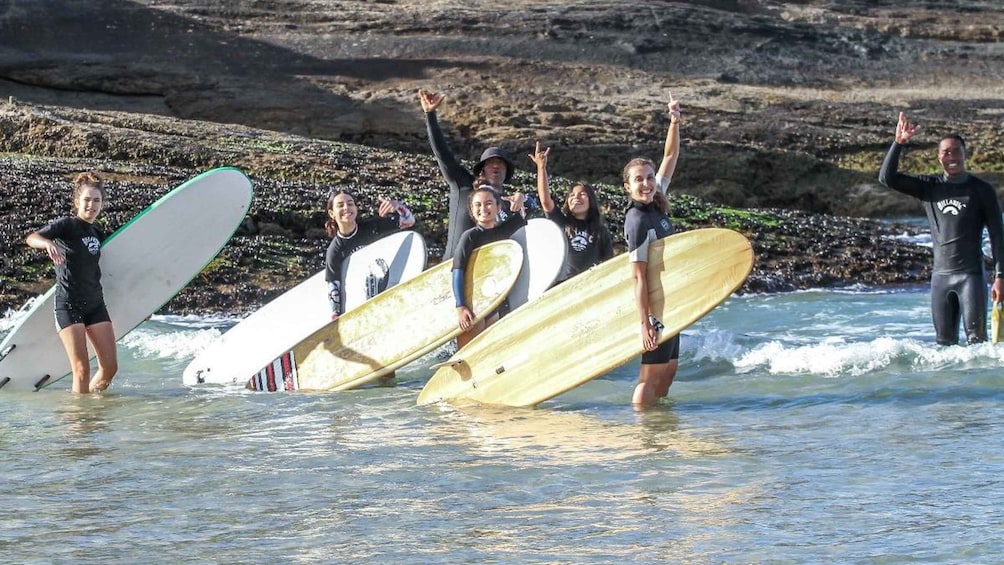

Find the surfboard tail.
[{"left": 247, "top": 351, "right": 299, "bottom": 392}]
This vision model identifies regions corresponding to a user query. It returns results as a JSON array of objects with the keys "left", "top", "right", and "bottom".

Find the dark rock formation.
[{"left": 3, "top": 1, "right": 997, "bottom": 314}]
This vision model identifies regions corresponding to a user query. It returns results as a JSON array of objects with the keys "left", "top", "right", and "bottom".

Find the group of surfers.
[{"left": 25, "top": 93, "right": 1004, "bottom": 406}]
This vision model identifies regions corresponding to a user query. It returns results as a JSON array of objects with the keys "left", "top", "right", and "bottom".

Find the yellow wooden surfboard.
[
  {"left": 248, "top": 240, "right": 523, "bottom": 392},
  {"left": 991, "top": 301, "right": 1003, "bottom": 344},
  {"left": 417, "top": 228, "right": 754, "bottom": 407}
]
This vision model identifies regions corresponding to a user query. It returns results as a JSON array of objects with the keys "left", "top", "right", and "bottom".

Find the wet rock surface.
[
  {"left": 3, "top": 0, "right": 997, "bottom": 314},
  {"left": 0, "top": 101, "right": 932, "bottom": 315}
]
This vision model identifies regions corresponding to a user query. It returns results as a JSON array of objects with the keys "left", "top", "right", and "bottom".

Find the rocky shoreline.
[
  {"left": 0, "top": 100, "right": 933, "bottom": 316},
  {"left": 7, "top": 0, "right": 1001, "bottom": 315}
]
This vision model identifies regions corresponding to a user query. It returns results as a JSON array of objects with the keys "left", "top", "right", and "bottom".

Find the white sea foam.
[
  {"left": 120, "top": 325, "right": 223, "bottom": 360},
  {"left": 734, "top": 336, "right": 1004, "bottom": 377}
]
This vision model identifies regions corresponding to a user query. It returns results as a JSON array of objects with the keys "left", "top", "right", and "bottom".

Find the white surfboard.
[
  {"left": 182, "top": 230, "right": 426, "bottom": 386},
  {"left": 507, "top": 218, "right": 566, "bottom": 309},
  {"left": 0, "top": 167, "right": 254, "bottom": 392}
]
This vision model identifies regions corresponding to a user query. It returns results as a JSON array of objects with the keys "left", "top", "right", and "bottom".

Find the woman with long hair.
[
  {"left": 529, "top": 141, "right": 613, "bottom": 284},
  {"left": 623, "top": 94, "right": 683, "bottom": 407},
  {"left": 324, "top": 189, "right": 416, "bottom": 319},
  {"left": 26, "top": 172, "right": 117, "bottom": 393}
]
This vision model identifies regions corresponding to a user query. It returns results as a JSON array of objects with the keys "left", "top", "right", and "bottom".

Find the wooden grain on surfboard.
[
  {"left": 183, "top": 231, "right": 426, "bottom": 386},
  {"left": 416, "top": 228, "right": 754, "bottom": 407},
  {"left": 248, "top": 239, "right": 524, "bottom": 392}
]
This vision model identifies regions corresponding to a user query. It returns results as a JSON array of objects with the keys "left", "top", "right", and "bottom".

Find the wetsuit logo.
[
  {"left": 937, "top": 198, "right": 966, "bottom": 216},
  {"left": 660, "top": 218, "right": 672, "bottom": 232},
  {"left": 82, "top": 236, "right": 101, "bottom": 255},
  {"left": 569, "top": 228, "right": 592, "bottom": 252}
]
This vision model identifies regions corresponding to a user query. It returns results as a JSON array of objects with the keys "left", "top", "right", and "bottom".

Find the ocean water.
[{"left": 2, "top": 285, "right": 1004, "bottom": 563}]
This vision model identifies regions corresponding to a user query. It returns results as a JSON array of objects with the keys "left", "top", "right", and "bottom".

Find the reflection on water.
[{"left": 55, "top": 395, "right": 122, "bottom": 458}]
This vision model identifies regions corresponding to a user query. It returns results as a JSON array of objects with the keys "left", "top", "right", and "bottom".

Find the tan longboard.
[
  {"left": 417, "top": 228, "right": 754, "bottom": 407},
  {"left": 992, "top": 301, "right": 1003, "bottom": 344},
  {"left": 247, "top": 240, "right": 523, "bottom": 392}
]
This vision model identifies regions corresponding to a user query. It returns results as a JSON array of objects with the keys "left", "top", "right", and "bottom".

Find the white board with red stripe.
[{"left": 183, "top": 231, "right": 426, "bottom": 386}]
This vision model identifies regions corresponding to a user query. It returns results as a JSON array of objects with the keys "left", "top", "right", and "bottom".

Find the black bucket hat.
[{"left": 472, "top": 147, "right": 514, "bottom": 184}]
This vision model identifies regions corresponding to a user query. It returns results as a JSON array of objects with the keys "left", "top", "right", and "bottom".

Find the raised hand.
[
  {"left": 668, "top": 91, "right": 681, "bottom": 120},
  {"left": 895, "top": 111, "right": 921, "bottom": 144},
  {"left": 418, "top": 89, "right": 446, "bottom": 113},
  {"left": 527, "top": 141, "right": 550, "bottom": 169}
]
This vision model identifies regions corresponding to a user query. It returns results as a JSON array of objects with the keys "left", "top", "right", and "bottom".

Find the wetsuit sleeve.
[
  {"left": 544, "top": 206, "right": 569, "bottom": 228},
  {"left": 451, "top": 231, "right": 476, "bottom": 307},
  {"left": 655, "top": 174, "right": 670, "bottom": 195},
  {"left": 979, "top": 183, "right": 1004, "bottom": 278},
  {"left": 324, "top": 237, "right": 347, "bottom": 283},
  {"left": 599, "top": 226, "right": 615, "bottom": 260},
  {"left": 36, "top": 217, "right": 71, "bottom": 241},
  {"left": 624, "top": 209, "right": 654, "bottom": 263},
  {"left": 452, "top": 269, "right": 465, "bottom": 307},
  {"left": 878, "top": 142, "right": 933, "bottom": 198},
  {"left": 497, "top": 211, "right": 528, "bottom": 238},
  {"left": 425, "top": 111, "right": 475, "bottom": 193}
]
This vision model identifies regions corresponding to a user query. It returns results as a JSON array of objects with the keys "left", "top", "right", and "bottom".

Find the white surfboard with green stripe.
[{"left": 0, "top": 167, "right": 253, "bottom": 392}]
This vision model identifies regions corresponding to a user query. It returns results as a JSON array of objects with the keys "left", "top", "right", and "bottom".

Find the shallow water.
[{"left": 3, "top": 287, "right": 1004, "bottom": 563}]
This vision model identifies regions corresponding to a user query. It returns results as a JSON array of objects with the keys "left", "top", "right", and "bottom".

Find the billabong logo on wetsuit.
[
  {"left": 660, "top": 218, "right": 671, "bottom": 232},
  {"left": 937, "top": 199, "right": 966, "bottom": 216},
  {"left": 82, "top": 236, "right": 100, "bottom": 255}
]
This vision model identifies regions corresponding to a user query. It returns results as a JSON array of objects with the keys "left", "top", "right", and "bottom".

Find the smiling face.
[
  {"left": 624, "top": 162, "right": 658, "bottom": 204},
  {"left": 74, "top": 185, "right": 104, "bottom": 223},
  {"left": 566, "top": 184, "right": 591, "bottom": 219},
  {"left": 327, "top": 192, "right": 358, "bottom": 232},
  {"left": 938, "top": 137, "right": 967, "bottom": 179},
  {"left": 469, "top": 189, "right": 499, "bottom": 228}
]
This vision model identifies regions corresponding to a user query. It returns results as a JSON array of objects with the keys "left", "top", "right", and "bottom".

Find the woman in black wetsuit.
[
  {"left": 622, "top": 94, "right": 683, "bottom": 407},
  {"left": 26, "top": 172, "right": 117, "bottom": 394},
  {"left": 452, "top": 186, "right": 526, "bottom": 348},
  {"left": 324, "top": 189, "right": 416, "bottom": 320},
  {"left": 528, "top": 141, "right": 614, "bottom": 284}
]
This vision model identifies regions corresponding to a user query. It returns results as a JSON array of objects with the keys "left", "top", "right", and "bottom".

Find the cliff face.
[
  {"left": 3, "top": 1, "right": 1004, "bottom": 216},
  {"left": 1, "top": 1, "right": 998, "bottom": 313}
]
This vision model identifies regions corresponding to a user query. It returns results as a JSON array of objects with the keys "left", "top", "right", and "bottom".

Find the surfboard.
[
  {"left": 246, "top": 239, "right": 524, "bottom": 392},
  {"left": 0, "top": 167, "right": 253, "bottom": 392},
  {"left": 182, "top": 231, "right": 427, "bottom": 386},
  {"left": 417, "top": 228, "right": 754, "bottom": 407},
  {"left": 992, "top": 301, "right": 1003, "bottom": 344},
  {"left": 507, "top": 218, "right": 566, "bottom": 309}
]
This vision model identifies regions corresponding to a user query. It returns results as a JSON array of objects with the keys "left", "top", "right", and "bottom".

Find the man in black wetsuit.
[
  {"left": 878, "top": 111, "right": 1004, "bottom": 345},
  {"left": 418, "top": 89, "right": 528, "bottom": 261}
]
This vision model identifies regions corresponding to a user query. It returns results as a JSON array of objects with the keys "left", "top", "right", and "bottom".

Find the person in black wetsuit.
[
  {"left": 418, "top": 89, "right": 530, "bottom": 261},
  {"left": 529, "top": 141, "right": 614, "bottom": 284},
  {"left": 878, "top": 111, "right": 1004, "bottom": 345},
  {"left": 452, "top": 186, "right": 526, "bottom": 348},
  {"left": 26, "top": 172, "right": 117, "bottom": 394},
  {"left": 324, "top": 189, "right": 417, "bottom": 320},
  {"left": 623, "top": 95, "right": 683, "bottom": 407}
]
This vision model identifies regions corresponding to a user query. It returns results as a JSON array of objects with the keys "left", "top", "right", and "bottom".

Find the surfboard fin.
[
  {"left": 0, "top": 344, "right": 14, "bottom": 362},
  {"left": 33, "top": 374, "right": 51, "bottom": 391},
  {"left": 0, "top": 377, "right": 9, "bottom": 390},
  {"left": 430, "top": 359, "right": 464, "bottom": 371}
]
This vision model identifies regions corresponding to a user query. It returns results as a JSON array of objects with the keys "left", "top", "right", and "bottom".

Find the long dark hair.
[
  {"left": 562, "top": 181, "right": 610, "bottom": 242},
  {"left": 324, "top": 188, "right": 356, "bottom": 238},
  {"left": 72, "top": 171, "right": 105, "bottom": 213},
  {"left": 622, "top": 157, "right": 668, "bottom": 214}
]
